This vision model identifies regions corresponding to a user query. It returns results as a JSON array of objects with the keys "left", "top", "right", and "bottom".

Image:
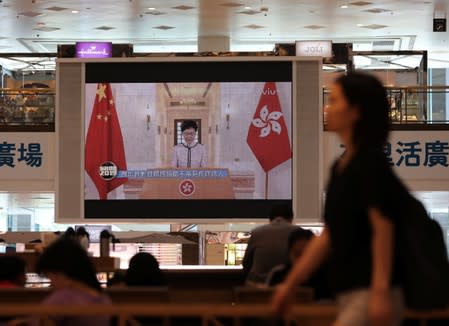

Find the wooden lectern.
[{"left": 139, "top": 168, "right": 235, "bottom": 199}]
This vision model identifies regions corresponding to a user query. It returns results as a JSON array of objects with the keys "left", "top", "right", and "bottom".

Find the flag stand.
[{"left": 265, "top": 172, "right": 269, "bottom": 199}]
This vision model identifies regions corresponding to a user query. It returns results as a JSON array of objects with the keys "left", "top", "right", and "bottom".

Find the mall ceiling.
[{"left": 0, "top": 0, "right": 447, "bottom": 66}]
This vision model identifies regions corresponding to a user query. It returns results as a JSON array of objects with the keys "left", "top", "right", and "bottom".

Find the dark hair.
[
  {"left": 0, "top": 255, "right": 26, "bottom": 284},
  {"left": 76, "top": 226, "right": 90, "bottom": 240},
  {"left": 287, "top": 228, "right": 314, "bottom": 250},
  {"left": 335, "top": 72, "right": 390, "bottom": 151},
  {"left": 125, "top": 253, "right": 166, "bottom": 287},
  {"left": 63, "top": 227, "right": 76, "bottom": 239},
  {"left": 269, "top": 202, "right": 293, "bottom": 221},
  {"left": 36, "top": 238, "right": 101, "bottom": 292},
  {"left": 181, "top": 120, "right": 198, "bottom": 132}
]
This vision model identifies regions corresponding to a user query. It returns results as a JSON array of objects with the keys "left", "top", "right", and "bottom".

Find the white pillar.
[{"left": 198, "top": 36, "right": 230, "bottom": 52}]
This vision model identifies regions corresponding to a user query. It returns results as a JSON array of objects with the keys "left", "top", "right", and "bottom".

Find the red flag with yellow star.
[{"left": 85, "top": 83, "right": 127, "bottom": 199}]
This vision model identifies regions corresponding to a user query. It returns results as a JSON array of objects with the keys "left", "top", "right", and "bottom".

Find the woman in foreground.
[{"left": 271, "top": 72, "right": 406, "bottom": 326}]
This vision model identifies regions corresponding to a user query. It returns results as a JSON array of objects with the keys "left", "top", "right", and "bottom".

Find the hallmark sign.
[{"left": 75, "top": 42, "right": 112, "bottom": 59}]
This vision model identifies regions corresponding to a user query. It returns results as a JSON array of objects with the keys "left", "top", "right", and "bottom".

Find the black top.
[
  {"left": 267, "top": 263, "right": 333, "bottom": 300},
  {"left": 324, "top": 149, "right": 407, "bottom": 295}
]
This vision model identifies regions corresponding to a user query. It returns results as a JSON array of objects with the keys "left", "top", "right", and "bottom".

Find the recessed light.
[
  {"left": 340, "top": 5, "right": 349, "bottom": 9},
  {"left": 357, "top": 23, "right": 364, "bottom": 27},
  {"left": 148, "top": 7, "right": 156, "bottom": 10},
  {"left": 71, "top": 10, "right": 79, "bottom": 14},
  {"left": 37, "top": 22, "right": 45, "bottom": 27},
  {"left": 244, "top": 6, "right": 251, "bottom": 10}
]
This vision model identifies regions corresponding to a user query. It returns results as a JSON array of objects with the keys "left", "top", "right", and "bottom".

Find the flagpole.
[{"left": 265, "top": 172, "right": 269, "bottom": 200}]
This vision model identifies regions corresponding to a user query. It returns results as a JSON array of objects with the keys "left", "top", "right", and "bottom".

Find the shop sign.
[
  {"left": 75, "top": 42, "right": 112, "bottom": 59},
  {"left": 384, "top": 140, "right": 448, "bottom": 168},
  {"left": 0, "top": 133, "right": 55, "bottom": 180},
  {"left": 296, "top": 41, "right": 332, "bottom": 57},
  {"left": 324, "top": 131, "right": 449, "bottom": 181}
]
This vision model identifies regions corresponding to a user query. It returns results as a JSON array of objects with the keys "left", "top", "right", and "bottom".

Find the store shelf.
[{"left": 0, "top": 88, "right": 55, "bottom": 131}]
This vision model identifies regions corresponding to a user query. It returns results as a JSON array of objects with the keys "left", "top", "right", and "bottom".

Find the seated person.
[
  {"left": 125, "top": 252, "right": 166, "bottom": 286},
  {"left": 124, "top": 253, "right": 167, "bottom": 326},
  {"left": 9, "top": 238, "right": 111, "bottom": 326},
  {"left": 171, "top": 120, "right": 207, "bottom": 168},
  {"left": 0, "top": 255, "right": 26, "bottom": 288},
  {"left": 242, "top": 202, "right": 300, "bottom": 286},
  {"left": 266, "top": 228, "right": 332, "bottom": 301}
]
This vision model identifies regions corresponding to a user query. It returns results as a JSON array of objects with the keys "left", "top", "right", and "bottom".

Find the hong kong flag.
[
  {"left": 85, "top": 83, "right": 127, "bottom": 199},
  {"left": 247, "top": 82, "right": 292, "bottom": 173}
]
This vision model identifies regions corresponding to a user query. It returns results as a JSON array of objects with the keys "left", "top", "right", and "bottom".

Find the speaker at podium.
[{"left": 139, "top": 168, "right": 235, "bottom": 199}]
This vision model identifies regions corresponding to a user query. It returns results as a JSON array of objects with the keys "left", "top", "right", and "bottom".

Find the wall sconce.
[
  {"left": 145, "top": 103, "right": 152, "bottom": 130},
  {"left": 146, "top": 114, "right": 151, "bottom": 130},
  {"left": 226, "top": 103, "right": 230, "bottom": 130}
]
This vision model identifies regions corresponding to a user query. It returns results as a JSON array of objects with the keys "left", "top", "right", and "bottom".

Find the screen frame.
[{"left": 56, "top": 56, "right": 323, "bottom": 223}]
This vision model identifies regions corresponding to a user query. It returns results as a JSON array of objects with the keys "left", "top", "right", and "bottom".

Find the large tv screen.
[{"left": 83, "top": 61, "right": 293, "bottom": 219}]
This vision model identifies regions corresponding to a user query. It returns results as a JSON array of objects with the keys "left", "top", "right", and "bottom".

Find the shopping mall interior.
[{"left": 0, "top": 0, "right": 449, "bottom": 305}]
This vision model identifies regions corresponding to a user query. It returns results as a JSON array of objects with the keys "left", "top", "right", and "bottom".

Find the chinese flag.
[
  {"left": 247, "top": 82, "right": 292, "bottom": 173},
  {"left": 85, "top": 83, "right": 127, "bottom": 199}
]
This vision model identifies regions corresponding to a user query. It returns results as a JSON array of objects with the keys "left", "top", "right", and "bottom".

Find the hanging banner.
[
  {"left": 0, "top": 133, "right": 55, "bottom": 180},
  {"left": 324, "top": 131, "right": 449, "bottom": 181}
]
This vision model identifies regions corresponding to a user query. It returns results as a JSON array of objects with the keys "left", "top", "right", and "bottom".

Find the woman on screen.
[{"left": 172, "top": 120, "right": 208, "bottom": 168}]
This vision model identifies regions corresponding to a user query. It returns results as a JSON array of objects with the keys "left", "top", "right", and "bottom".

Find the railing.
[
  {"left": 323, "top": 86, "right": 449, "bottom": 128},
  {"left": 0, "top": 303, "right": 447, "bottom": 326}
]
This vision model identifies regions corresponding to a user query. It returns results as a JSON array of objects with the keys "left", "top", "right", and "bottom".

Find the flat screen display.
[{"left": 84, "top": 61, "right": 293, "bottom": 219}]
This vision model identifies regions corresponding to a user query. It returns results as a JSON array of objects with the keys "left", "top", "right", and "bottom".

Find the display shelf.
[
  {"left": 0, "top": 88, "right": 55, "bottom": 131},
  {"left": 324, "top": 86, "right": 449, "bottom": 126}
]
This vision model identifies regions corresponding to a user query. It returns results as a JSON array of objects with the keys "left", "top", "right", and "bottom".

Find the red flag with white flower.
[
  {"left": 247, "top": 82, "right": 292, "bottom": 173},
  {"left": 85, "top": 83, "right": 128, "bottom": 199}
]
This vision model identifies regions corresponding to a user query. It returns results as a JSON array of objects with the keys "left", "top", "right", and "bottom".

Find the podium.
[{"left": 139, "top": 168, "right": 235, "bottom": 199}]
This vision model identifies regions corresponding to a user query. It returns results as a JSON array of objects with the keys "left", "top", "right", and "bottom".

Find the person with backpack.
[{"left": 272, "top": 73, "right": 408, "bottom": 326}]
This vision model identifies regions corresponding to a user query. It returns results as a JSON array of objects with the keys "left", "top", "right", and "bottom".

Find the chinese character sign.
[
  {"left": 383, "top": 140, "right": 449, "bottom": 168},
  {"left": 0, "top": 142, "right": 43, "bottom": 168},
  {"left": 325, "top": 131, "right": 449, "bottom": 182},
  {"left": 0, "top": 133, "right": 53, "bottom": 180}
]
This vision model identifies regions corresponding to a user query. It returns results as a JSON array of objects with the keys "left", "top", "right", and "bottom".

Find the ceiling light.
[
  {"left": 357, "top": 23, "right": 364, "bottom": 27},
  {"left": 71, "top": 10, "right": 79, "bottom": 13},
  {"left": 340, "top": 5, "right": 349, "bottom": 9},
  {"left": 148, "top": 7, "right": 156, "bottom": 10},
  {"left": 244, "top": 6, "right": 251, "bottom": 10},
  {"left": 37, "top": 22, "right": 45, "bottom": 27}
]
